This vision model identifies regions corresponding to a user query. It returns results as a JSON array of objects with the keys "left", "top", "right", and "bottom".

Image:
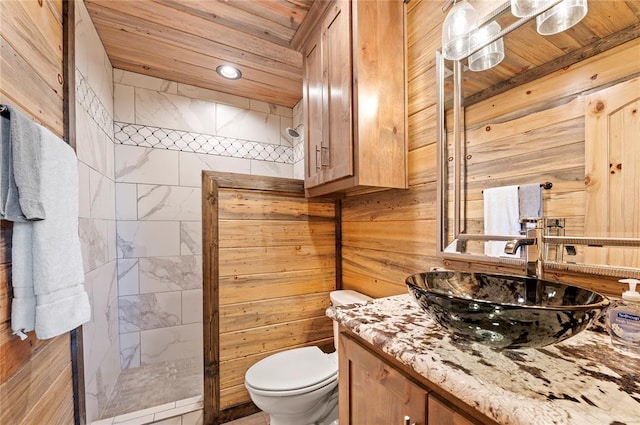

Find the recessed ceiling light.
[{"left": 216, "top": 65, "right": 242, "bottom": 80}]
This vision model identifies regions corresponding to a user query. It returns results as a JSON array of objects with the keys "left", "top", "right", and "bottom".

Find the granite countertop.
[{"left": 327, "top": 294, "right": 640, "bottom": 425}]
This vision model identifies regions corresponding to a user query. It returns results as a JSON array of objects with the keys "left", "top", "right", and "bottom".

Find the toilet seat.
[{"left": 245, "top": 347, "right": 338, "bottom": 397}]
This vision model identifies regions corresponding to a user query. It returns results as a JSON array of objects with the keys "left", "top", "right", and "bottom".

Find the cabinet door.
[
  {"left": 320, "top": 0, "right": 353, "bottom": 184},
  {"left": 428, "top": 394, "right": 480, "bottom": 425},
  {"left": 303, "top": 36, "right": 322, "bottom": 188},
  {"left": 339, "top": 333, "right": 427, "bottom": 425}
]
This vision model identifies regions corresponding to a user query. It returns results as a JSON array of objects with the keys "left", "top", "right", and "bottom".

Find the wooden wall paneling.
[
  {"left": 203, "top": 172, "right": 337, "bottom": 424},
  {"left": 219, "top": 269, "right": 335, "bottom": 305},
  {"left": 0, "top": 334, "right": 71, "bottom": 423},
  {"left": 464, "top": 37, "right": 640, "bottom": 128},
  {"left": 584, "top": 77, "right": 640, "bottom": 268},
  {"left": 219, "top": 293, "right": 331, "bottom": 333},
  {"left": 219, "top": 317, "right": 333, "bottom": 362},
  {"left": 341, "top": 247, "right": 441, "bottom": 297},
  {"left": 1, "top": 0, "right": 64, "bottom": 88},
  {"left": 0, "top": 0, "right": 75, "bottom": 423},
  {"left": 408, "top": 143, "right": 437, "bottom": 187}
]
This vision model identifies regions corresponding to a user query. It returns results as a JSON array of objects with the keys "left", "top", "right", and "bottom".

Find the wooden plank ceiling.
[
  {"left": 85, "top": 0, "right": 640, "bottom": 108},
  {"left": 84, "top": 0, "right": 318, "bottom": 108}
]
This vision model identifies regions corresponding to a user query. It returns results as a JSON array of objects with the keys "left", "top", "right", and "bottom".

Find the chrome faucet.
[{"left": 504, "top": 219, "right": 545, "bottom": 279}]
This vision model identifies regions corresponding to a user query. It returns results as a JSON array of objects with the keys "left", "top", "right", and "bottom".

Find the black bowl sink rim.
[{"left": 405, "top": 271, "right": 610, "bottom": 311}]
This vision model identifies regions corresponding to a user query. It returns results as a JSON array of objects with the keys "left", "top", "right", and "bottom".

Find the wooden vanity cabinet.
[
  {"left": 302, "top": 0, "right": 408, "bottom": 197},
  {"left": 339, "top": 331, "right": 488, "bottom": 425}
]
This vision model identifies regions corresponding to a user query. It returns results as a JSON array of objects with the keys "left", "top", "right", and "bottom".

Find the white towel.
[
  {"left": 11, "top": 124, "right": 90, "bottom": 340},
  {"left": 483, "top": 185, "right": 520, "bottom": 257}
]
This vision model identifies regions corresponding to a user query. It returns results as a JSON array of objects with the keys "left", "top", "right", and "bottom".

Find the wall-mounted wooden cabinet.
[
  {"left": 339, "top": 331, "right": 487, "bottom": 425},
  {"left": 302, "top": 0, "right": 408, "bottom": 197}
]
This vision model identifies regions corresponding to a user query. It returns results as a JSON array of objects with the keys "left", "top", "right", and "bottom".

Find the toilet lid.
[{"left": 245, "top": 346, "right": 338, "bottom": 392}]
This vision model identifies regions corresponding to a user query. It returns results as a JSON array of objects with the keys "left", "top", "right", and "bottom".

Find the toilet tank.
[{"left": 330, "top": 290, "right": 372, "bottom": 350}]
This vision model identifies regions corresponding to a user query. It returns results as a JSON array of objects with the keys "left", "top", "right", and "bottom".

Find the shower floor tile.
[{"left": 99, "top": 356, "right": 202, "bottom": 420}]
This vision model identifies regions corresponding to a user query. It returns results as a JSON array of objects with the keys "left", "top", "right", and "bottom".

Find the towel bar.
[
  {"left": 0, "top": 104, "right": 7, "bottom": 117},
  {"left": 481, "top": 182, "right": 552, "bottom": 193}
]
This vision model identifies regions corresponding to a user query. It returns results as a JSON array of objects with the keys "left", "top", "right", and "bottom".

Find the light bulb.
[
  {"left": 537, "top": 0, "right": 588, "bottom": 35},
  {"left": 442, "top": 1, "right": 479, "bottom": 60}
]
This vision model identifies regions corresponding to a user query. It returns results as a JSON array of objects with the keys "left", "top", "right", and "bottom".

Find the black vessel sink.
[{"left": 406, "top": 271, "right": 609, "bottom": 349}]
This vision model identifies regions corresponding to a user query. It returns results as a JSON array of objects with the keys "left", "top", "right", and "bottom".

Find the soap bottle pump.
[{"left": 607, "top": 279, "right": 640, "bottom": 353}]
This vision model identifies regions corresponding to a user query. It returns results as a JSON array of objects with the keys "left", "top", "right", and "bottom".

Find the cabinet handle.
[
  {"left": 315, "top": 146, "right": 321, "bottom": 170},
  {"left": 403, "top": 416, "right": 416, "bottom": 425}
]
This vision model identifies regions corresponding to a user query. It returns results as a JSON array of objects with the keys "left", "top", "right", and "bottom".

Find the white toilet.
[{"left": 244, "top": 290, "right": 372, "bottom": 425}]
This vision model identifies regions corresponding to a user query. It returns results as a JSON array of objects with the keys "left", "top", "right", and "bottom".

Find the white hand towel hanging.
[{"left": 483, "top": 185, "right": 520, "bottom": 257}]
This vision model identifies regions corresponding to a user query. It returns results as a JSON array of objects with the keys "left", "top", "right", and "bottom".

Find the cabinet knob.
[{"left": 403, "top": 415, "right": 415, "bottom": 425}]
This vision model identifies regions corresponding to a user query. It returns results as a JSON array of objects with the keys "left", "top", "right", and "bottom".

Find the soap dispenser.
[{"left": 607, "top": 279, "right": 640, "bottom": 353}]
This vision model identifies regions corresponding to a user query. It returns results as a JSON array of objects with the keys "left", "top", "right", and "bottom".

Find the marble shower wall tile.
[
  {"left": 216, "top": 103, "right": 280, "bottom": 145},
  {"left": 79, "top": 218, "right": 109, "bottom": 273},
  {"left": 83, "top": 262, "right": 119, "bottom": 380},
  {"left": 177, "top": 83, "right": 250, "bottom": 110},
  {"left": 116, "top": 183, "right": 137, "bottom": 220},
  {"left": 182, "top": 290, "right": 203, "bottom": 325},
  {"left": 293, "top": 99, "right": 303, "bottom": 128},
  {"left": 115, "top": 145, "right": 179, "bottom": 185},
  {"left": 215, "top": 105, "right": 280, "bottom": 144},
  {"left": 178, "top": 151, "right": 251, "bottom": 187},
  {"left": 82, "top": 261, "right": 119, "bottom": 421},
  {"left": 294, "top": 159, "right": 305, "bottom": 180},
  {"left": 118, "top": 258, "right": 139, "bottom": 296},
  {"left": 117, "top": 221, "right": 180, "bottom": 258},
  {"left": 135, "top": 88, "right": 216, "bottom": 135},
  {"left": 78, "top": 162, "right": 91, "bottom": 218},
  {"left": 76, "top": 5, "right": 117, "bottom": 423},
  {"left": 89, "top": 168, "right": 116, "bottom": 220},
  {"left": 119, "top": 292, "right": 182, "bottom": 333},
  {"left": 80, "top": 0, "right": 113, "bottom": 115},
  {"left": 107, "top": 220, "right": 117, "bottom": 262},
  {"left": 74, "top": 0, "right": 91, "bottom": 79},
  {"left": 114, "top": 69, "right": 177, "bottom": 94},
  {"left": 250, "top": 99, "right": 293, "bottom": 118},
  {"left": 114, "top": 83, "right": 135, "bottom": 123},
  {"left": 137, "top": 185, "right": 201, "bottom": 221},
  {"left": 180, "top": 222, "right": 202, "bottom": 256},
  {"left": 76, "top": 103, "right": 114, "bottom": 177},
  {"left": 120, "top": 331, "right": 141, "bottom": 369},
  {"left": 140, "top": 323, "right": 203, "bottom": 365},
  {"left": 251, "top": 160, "right": 294, "bottom": 178},
  {"left": 138, "top": 256, "right": 202, "bottom": 293}
]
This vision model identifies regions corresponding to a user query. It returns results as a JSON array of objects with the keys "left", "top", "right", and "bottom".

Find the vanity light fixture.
[
  {"left": 442, "top": 0, "right": 588, "bottom": 72},
  {"left": 511, "top": 0, "right": 541, "bottom": 17},
  {"left": 216, "top": 64, "right": 242, "bottom": 80},
  {"left": 536, "top": 0, "right": 588, "bottom": 35},
  {"left": 441, "top": 0, "right": 479, "bottom": 60},
  {"left": 468, "top": 21, "right": 505, "bottom": 72}
]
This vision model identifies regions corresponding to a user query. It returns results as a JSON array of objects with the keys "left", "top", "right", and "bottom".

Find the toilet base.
[
  {"left": 254, "top": 382, "right": 338, "bottom": 425},
  {"left": 268, "top": 400, "right": 337, "bottom": 425}
]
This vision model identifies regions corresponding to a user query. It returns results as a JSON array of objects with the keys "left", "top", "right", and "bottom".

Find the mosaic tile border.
[
  {"left": 114, "top": 122, "right": 294, "bottom": 164},
  {"left": 76, "top": 69, "right": 114, "bottom": 139}
]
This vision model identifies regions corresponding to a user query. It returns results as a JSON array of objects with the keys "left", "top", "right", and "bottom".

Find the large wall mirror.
[{"left": 436, "top": 0, "right": 640, "bottom": 278}]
